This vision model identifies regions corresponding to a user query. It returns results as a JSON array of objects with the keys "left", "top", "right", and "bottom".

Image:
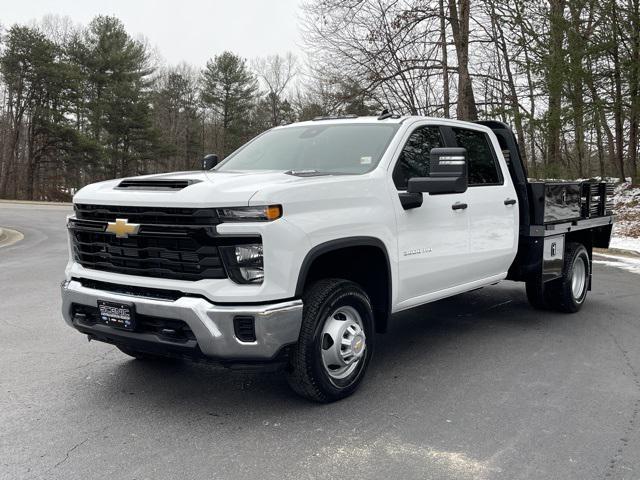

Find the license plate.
[{"left": 97, "top": 300, "right": 136, "bottom": 331}]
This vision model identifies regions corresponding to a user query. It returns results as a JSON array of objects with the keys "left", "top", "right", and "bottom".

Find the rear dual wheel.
[{"left": 526, "top": 242, "right": 590, "bottom": 313}]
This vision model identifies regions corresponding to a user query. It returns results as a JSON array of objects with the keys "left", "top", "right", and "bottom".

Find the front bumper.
[{"left": 61, "top": 279, "right": 303, "bottom": 362}]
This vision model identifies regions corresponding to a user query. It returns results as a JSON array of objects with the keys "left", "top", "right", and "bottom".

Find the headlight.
[
  {"left": 220, "top": 244, "right": 264, "bottom": 284},
  {"left": 216, "top": 205, "right": 282, "bottom": 222}
]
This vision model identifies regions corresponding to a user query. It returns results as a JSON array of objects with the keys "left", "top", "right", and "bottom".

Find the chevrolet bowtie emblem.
[{"left": 105, "top": 218, "right": 140, "bottom": 238}]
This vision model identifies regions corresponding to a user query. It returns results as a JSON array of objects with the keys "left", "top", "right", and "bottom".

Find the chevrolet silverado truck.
[{"left": 61, "top": 115, "right": 615, "bottom": 402}]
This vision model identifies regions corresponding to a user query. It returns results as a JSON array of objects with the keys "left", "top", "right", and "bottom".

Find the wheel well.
[
  {"left": 565, "top": 232, "right": 594, "bottom": 291},
  {"left": 566, "top": 231, "right": 593, "bottom": 257},
  {"left": 296, "top": 240, "right": 391, "bottom": 333}
]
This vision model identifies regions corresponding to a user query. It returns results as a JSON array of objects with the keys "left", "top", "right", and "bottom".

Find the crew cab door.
[
  {"left": 447, "top": 126, "right": 518, "bottom": 281},
  {"left": 390, "top": 124, "right": 470, "bottom": 308}
]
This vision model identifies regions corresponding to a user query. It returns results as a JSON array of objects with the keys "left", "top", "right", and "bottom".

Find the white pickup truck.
[{"left": 61, "top": 115, "right": 615, "bottom": 402}]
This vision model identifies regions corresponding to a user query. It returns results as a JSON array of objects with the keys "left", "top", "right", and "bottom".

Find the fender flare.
[{"left": 294, "top": 236, "right": 392, "bottom": 332}]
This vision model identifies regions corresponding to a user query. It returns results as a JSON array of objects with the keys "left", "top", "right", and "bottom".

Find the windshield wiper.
[
  {"left": 285, "top": 169, "right": 331, "bottom": 177},
  {"left": 285, "top": 169, "right": 359, "bottom": 177}
]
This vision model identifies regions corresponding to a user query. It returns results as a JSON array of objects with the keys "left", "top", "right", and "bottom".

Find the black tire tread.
[
  {"left": 545, "top": 242, "right": 589, "bottom": 313},
  {"left": 286, "top": 278, "right": 372, "bottom": 403}
]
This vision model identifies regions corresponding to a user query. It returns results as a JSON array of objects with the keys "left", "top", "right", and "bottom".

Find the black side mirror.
[
  {"left": 407, "top": 147, "right": 468, "bottom": 195},
  {"left": 202, "top": 153, "right": 219, "bottom": 170}
]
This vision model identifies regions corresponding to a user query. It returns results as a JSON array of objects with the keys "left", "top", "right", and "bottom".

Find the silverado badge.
[{"left": 105, "top": 218, "right": 140, "bottom": 238}]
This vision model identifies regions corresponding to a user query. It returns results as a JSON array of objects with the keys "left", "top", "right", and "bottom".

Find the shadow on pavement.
[{"left": 68, "top": 280, "right": 591, "bottom": 423}]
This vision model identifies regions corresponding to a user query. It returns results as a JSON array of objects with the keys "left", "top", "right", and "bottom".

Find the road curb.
[
  {"left": 0, "top": 227, "right": 24, "bottom": 248},
  {"left": 594, "top": 247, "right": 640, "bottom": 259},
  {"left": 0, "top": 199, "right": 73, "bottom": 206}
]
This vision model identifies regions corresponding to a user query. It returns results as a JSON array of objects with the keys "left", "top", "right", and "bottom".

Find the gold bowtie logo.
[{"left": 105, "top": 218, "right": 140, "bottom": 238}]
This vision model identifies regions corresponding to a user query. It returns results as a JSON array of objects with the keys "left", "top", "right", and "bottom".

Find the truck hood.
[{"left": 72, "top": 170, "right": 327, "bottom": 207}]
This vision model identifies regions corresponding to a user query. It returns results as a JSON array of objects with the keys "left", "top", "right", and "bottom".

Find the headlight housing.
[
  {"left": 216, "top": 205, "right": 282, "bottom": 222},
  {"left": 220, "top": 244, "right": 264, "bottom": 284}
]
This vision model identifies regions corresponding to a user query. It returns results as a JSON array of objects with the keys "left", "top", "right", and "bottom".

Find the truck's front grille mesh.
[
  {"left": 71, "top": 229, "right": 227, "bottom": 281},
  {"left": 75, "top": 277, "right": 184, "bottom": 301},
  {"left": 74, "top": 204, "right": 220, "bottom": 225},
  {"left": 69, "top": 205, "right": 258, "bottom": 281}
]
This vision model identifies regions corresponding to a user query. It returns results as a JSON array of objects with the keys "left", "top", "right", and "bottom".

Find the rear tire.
[
  {"left": 286, "top": 279, "right": 374, "bottom": 403},
  {"left": 545, "top": 243, "right": 590, "bottom": 313}
]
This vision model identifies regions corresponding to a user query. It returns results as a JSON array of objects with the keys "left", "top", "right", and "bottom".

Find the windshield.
[{"left": 216, "top": 123, "right": 400, "bottom": 174}]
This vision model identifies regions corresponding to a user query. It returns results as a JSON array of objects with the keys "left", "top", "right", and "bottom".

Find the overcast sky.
[{"left": 0, "top": 0, "right": 305, "bottom": 66}]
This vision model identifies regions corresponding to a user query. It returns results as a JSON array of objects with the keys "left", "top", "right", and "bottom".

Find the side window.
[
  {"left": 393, "top": 126, "right": 444, "bottom": 190},
  {"left": 452, "top": 128, "right": 503, "bottom": 186}
]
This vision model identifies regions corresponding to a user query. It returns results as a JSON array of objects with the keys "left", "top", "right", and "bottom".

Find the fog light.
[{"left": 220, "top": 244, "right": 264, "bottom": 284}]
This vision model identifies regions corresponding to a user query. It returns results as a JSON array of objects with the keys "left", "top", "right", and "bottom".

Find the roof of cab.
[{"left": 275, "top": 115, "right": 487, "bottom": 131}]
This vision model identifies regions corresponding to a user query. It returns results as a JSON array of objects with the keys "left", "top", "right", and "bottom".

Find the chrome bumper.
[{"left": 61, "top": 279, "right": 303, "bottom": 361}]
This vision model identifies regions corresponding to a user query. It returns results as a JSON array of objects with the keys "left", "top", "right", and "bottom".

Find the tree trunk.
[
  {"left": 492, "top": 2, "right": 529, "bottom": 171},
  {"left": 611, "top": 0, "right": 626, "bottom": 181},
  {"left": 594, "top": 112, "right": 607, "bottom": 178},
  {"left": 449, "top": 0, "right": 478, "bottom": 120},
  {"left": 546, "top": 0, "right": 566, "bottom": 170},
  {"left": 568, "top": 2, "right": 586, "bottom": 177},
  {"left": 628, "top": 0, "right": 640, "bottom": 183},
  {"left": 439, "top": 0, "right": 450, "bottom": 118}
]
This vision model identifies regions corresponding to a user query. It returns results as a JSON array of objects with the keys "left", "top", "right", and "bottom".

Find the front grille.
[
  {"left": 71, "top": 228, "right": 226, "bottom": 280},
  {"left": 75, "top": 204, "right": 219, "bottom": 225},
  {"left": 69, "top": 204, "right": 260, "bottom": 281},
  {"left": 75, "top": 277, "right": 183, "bottom": 301}
]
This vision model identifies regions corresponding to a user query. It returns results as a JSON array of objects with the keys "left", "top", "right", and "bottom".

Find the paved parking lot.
[{"left": 1, "top": 203, "right": 639, "bottom": 480}]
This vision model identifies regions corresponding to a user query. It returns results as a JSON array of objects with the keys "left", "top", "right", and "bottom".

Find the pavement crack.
[
  {"left": 69, "top": 350, "right": 114, "bottom": 371},
  {"left": 604, "top": 332, "right": 640, "bottom": 478},
  {"left": 51, "top": 438, "right": 89, "bottom": 470}
]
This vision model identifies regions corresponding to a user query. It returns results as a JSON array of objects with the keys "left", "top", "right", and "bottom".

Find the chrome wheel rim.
[
  {"left": 320, "top": 306, "right": 366, "bottom": 380},
  {"left": 572, "top": 256, "right": 587, "bottom": 299}
]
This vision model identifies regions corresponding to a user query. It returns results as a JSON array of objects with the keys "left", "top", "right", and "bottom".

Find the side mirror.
[
  {"left": 202, "top": 153, "right": 219, "bottom": 170},
  {"left": 407, "top": 147, "right": 468, "bottom": 195}
]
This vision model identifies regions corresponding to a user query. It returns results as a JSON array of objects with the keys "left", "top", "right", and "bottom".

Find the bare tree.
[
  {"left": 448, "top": 0, "right": 478, "bottom": 120},
  {"left": 253, "top": 53, "right": 298, "bottom": 126}
]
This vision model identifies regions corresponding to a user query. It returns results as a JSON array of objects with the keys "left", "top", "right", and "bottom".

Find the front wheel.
[{"left": 286, "top": 279, "right": 374, "bottom": 403}]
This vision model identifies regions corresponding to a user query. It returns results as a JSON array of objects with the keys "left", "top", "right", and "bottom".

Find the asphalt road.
[{"left": 1, "top": 203, "right": 639, "bottom": 480}]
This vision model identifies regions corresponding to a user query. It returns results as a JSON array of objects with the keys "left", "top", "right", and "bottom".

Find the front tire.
[{"left": 286, "top": 279, "right": 374, "bottom": 403}]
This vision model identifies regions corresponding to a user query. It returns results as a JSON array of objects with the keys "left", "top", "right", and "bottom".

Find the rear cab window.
[{"left": 451, "top": 128, "right": 503, "bottom": 186}]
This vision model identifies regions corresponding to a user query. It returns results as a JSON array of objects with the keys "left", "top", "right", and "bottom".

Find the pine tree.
[
  {"left": 71, "top": 16, "right": 163, "bottom": 178},
  {"left": 201, "top": 51, "right": 258, "bottom": 155}
]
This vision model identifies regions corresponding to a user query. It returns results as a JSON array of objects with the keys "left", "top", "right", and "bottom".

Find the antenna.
[{"left": 377, "top": 108, "right": 393, "bottom": 120}]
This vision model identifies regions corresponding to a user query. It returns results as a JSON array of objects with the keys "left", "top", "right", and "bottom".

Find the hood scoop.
[{"left": 116, "top": 179, "right": 201, "bottom": 191}]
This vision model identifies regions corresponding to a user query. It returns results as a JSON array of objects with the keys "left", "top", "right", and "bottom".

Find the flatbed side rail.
[{"left": 528, "top": 215, "right": 615, "bottom": 237}]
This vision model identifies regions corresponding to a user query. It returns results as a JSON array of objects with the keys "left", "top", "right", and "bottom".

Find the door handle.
[
  {"left": 452, "top": 202, "right": 468, "bottom": 210},
  {"left": 504, "top": 198, "right": 517, "bottom": 206}
]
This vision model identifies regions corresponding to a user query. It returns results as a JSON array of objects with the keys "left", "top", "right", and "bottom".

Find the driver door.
[{"left": 391, "top": 124, "right": 470, "bottom": 309}]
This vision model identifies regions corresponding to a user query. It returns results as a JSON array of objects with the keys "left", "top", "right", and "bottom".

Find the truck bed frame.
[{"left": 476, "top": 121, "right": 615, "bottom": 285}]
